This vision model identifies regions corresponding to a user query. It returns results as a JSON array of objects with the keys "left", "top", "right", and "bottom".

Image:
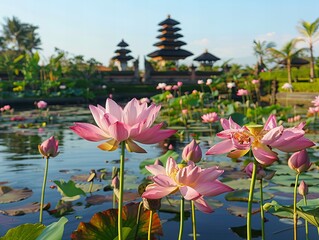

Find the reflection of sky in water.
[{"left": 0, "top": 107, "right": 318, "bottom": 239}]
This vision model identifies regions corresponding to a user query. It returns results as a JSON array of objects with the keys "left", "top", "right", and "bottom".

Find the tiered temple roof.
[
  {"left": 147, "top": 15, "right": 193, "bottom": 62},
  {"left": 194, "top": 49, "right": 220, "bottom": 67},
  {"left": 111, "top": 39, "right": 133, "bottom": 70}
]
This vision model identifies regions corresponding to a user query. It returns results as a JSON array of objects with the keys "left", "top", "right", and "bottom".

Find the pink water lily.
[
  {"left": 70, "top": 98, "right": 177, "bottom": 153},
  {"left": 142, "top": 157, "right": 233, "bottom": 213},
  {"left": 206, "top": 115, "right": 315, "bottom": 165},
  {"left": 182, "top": 139, "right": 202, "bottom": 163}
]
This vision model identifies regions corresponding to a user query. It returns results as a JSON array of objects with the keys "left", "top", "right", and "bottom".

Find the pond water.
[{"left": 0, "top": 105, "right": 318, "bottom": 239}]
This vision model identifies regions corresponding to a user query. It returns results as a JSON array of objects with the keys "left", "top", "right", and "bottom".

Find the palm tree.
[
  {"left": 268, "top": 39, "right": 307, "bottom": 86},
  {"left": 297, "top": 17, "right": 319, "bottom": 81},
  {"left": 2, "top": 16, "right": 41, "bottom": 53},
  {"left": 253, "top": 40, "right": 276, "bottom": 75}
]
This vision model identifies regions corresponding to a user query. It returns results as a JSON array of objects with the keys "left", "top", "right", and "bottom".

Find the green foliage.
[
  {"left": 53, "top": 180, "right": 86, "bottom": 199},
  {"left": 36, "top": 217, "right": 68, "bottom": 240},
  {"left": 0, "top": 223, "right": 45, "bottom": 240},
  {"left": 70, "top": 202, "right": 163, "bottom": 240}
]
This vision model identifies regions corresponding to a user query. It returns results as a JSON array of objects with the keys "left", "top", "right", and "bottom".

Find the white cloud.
[{"left": 191, "top": 38, "right": 210, "bottom": 47}]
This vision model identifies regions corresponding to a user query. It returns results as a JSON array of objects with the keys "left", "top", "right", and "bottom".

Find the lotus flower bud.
[
  {"left": 298, "top": 180, "right": 308, "bottom": 197},
  {"left": 177, "top": 81, "right": 183, "bottom": 87},
  {"left": 182, "top": 139, "right": 202, "bottom": 163},
  {"left": 38, "top": 136, "right": 59, "bottom": 158},
  {"left": 288, "top": 149, "right": 311, "bottom": 173},
  {"left": 245, "top": 162, "right": 266, "bottom": 180},
  {"left": 111, "top": 176, "right": 119, "bottom": 190}
]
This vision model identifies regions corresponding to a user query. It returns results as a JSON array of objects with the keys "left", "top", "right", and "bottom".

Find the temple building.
[
  {"left": 147, "top": 15, "right": 193, "bottom": 67},
  {"left": 111, "top": 39, "right": 134, "bottom": 71},
  {"left": 194, "top": 49, "right": 220, "bottom": 68}
]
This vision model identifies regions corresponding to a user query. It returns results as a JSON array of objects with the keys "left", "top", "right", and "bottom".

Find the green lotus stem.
[
  {"left": 118, "top": 141, "right": 126, "bottom": 240},
  {"left": 148, "top": 210, "right": 154, "bottom": 240},
  {"left": 178, "top": 196, "right": 185, "bottom": 240},
  {"left": 39, "top": 156, "right": 49, "bottom": 223},
  {"left": 303, "top": 195, "right": 309, "bottom": 239},
  {"left": 191, "top": 200, "right": 197, "bottom": 240},
  {"left": 247, "top": 160, "right": 257, "bottom": 240},
  {"left": 293, "top": 173, "right": 300, "bottom": 240},
  {"left": 134, "top": 201, "right": 143, "bottom": 239},
  {"left": 260, "top": 179, "right": 265, "bottom": 240}
]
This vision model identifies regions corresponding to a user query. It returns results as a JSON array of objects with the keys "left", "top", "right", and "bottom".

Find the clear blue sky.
[{"left": 1, "top": 0, "right": 319, "bottom": 67}]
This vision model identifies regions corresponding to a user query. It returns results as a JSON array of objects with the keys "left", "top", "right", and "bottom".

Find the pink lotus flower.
[
  {"left": 206, "top": 79, "right": 213, "bottom": 85},
  {"left": 142, "top": 157, "right": 233, "bottom": 213},
  {"left": 252, "top": 79, "right": 260, "bottom": 85},
  {"left": 206, "top": 115, "right": 315, "bottom": 165},
  {"left": 312, "top": 95, "right": 319, "bottom": 107},
  {"left": 177, "top": 81, "right": 183, "bottom": 87},
  {"left": 38, "top": 136, "right": 59, "bottom": 158},
  {"left": 288, "top": 149, "right": 312, "bottom": 173},
  {"left": 3, "top": 105, "right": 11, "bottom": 111},
  {"left": 70, "top": 98, "right": 177, "bottom": 153},
  {"left": 37, "top": 101, "right": 47, "bottom": 109},
  {"left": 237, "top": 89, "right": 249, "bottom": 96},
  {"left": 282, "top": 83, "right": 293, "bottom": 90},
  {"left": 197, "top": 80, "right": 204, "bottom": 85},
  {"left": 182, "top": 139, "right": 202, "bottom": 163},
  {"left": 156, "top": 83, "right": 167, "bottom": 90},
  {"left": 201, "top": 112, "right": 219, "bottom": 123}
]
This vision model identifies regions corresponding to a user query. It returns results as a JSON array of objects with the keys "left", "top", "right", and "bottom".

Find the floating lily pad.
[
  {"left": 230, "top": 225, "right": 262, "bottom": 239},
  {"left": 0, "top": 186, "right": 32, "bottom": 203},
  {"left": 227, "top": 206, "right": 260, "bottom": 218},
  {"left": 221, "top": 179, "right": 268, "bottom": 190},
  {"left": 71, "top": 202, "right": 163, "bottom": 239},
  {"left": 0, "top": 223, "right": 45, "bottom": 240},
  {"left": 270, "top": 174, "right": 319, "bottom": 187},
  {"left": 159, "top": 197, "right": 223, "bottom": 213},
  {"left": 0, "top": 202, "right": 50, "bottom": 216},
  {"left": 53, "top": 180, "right": 86, "bottom": 198},
  {"left": 225, "top": 189, "right": 274, "bottom": 202},
  {"left": 76, "top": 183, "right": 103, "bottom": 193}
]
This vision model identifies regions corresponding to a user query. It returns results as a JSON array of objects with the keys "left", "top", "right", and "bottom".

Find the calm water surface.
[{"left": 0, "top": 105, "right": 318, "bottom": 239}]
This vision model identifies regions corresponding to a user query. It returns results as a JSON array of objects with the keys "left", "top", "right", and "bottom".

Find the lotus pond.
[{"left": 0, "top": 104, "right": 318, "bottom": 240}]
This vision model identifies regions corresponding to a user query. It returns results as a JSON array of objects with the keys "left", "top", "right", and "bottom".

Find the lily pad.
[
  {"left": 0, "top": 202, "right": 50, "bottom": 216},
  {"left": 270, "top": 174, "right": 319, "bottom": 187},
  {"left": 0, "top": 186, "right": 32, "bottom": 203},
  {"left": 230, "top": 225, "right": 262, "bottom": 239},
  {"left": 227, "top": 206, "right": 260, "bottom": 218},
  {"left": 36, "top": 217, "right": 68, "bottom": 240},
  {"left": 71, "top": 202, "right": 163, "bottom": 239},
  {"left": 225, "top": 189, "right": 274, "bottom": 202},
  {"left": 53, "top": 180, "right": 86, "bottom": 198},
  {"left": 221, "top": 179, "right": 268, "bottom": 190},
  {"left": 75, "top": 183, "right": 103, "bottom": 193},
  {"left": 0, "top": 223, "right": 45, "bottom": 240}
]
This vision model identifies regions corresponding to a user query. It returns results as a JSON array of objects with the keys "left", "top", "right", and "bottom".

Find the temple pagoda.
[
  {"left": 147, "top": 15, "right": 193, "bottom": 66},
  {"left": 111, "top": 39, "right": 134, "bottom": 71},
  {"left": 194, "top": 49, "right": 220, "bottom": 67}
]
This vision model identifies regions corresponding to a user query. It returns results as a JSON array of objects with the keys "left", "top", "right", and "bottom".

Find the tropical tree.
[
  {"left": 1, "top": 16, "right": 41, "bottom": 53},
  {"left": 253, "top": 40, "right": 276, "bottom": 75},
  {"left": 296, "top": 17, "right": 319, "bottom": 81},
  {"left": 268, "top": 39, "right": 307, "bottom": 86}
]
